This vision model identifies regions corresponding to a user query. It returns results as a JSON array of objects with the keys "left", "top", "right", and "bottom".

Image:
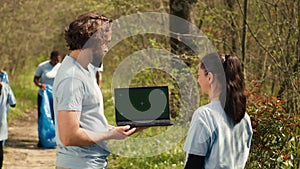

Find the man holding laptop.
[{"left": 53, "top": 12, "right": 137, "bottom": 169}]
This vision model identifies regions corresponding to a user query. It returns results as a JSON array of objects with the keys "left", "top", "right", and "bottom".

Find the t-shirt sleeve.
[
  {"left": 35, "top": 64, "right": 43, "bottom": 77},
  {"left": 7, "top": 86, "right": 16, "bottom": 106},
  {"left": 55, "top": 78, "right": 84, "bottom": 112},
  {"left": 184, "top": 109, "right": 211, "bottom": 156}
]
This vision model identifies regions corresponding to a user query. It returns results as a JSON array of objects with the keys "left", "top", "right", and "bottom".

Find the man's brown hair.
[{"left": 64, "top": 12, "right": 112, "bottom": 50}]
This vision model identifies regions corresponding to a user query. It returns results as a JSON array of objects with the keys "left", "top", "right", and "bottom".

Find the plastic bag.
[{"left": 38, "top": 85, "right": 56, "bottom": 148}]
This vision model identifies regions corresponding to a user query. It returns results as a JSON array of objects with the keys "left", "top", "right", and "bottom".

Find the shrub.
[{"left": 245, "top": 80, "right": 299, "bottom": 168}]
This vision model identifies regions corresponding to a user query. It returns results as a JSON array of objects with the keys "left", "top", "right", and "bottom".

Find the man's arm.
[
  {"left": 96, "top": 71, "right": 102, "bottom": 88},
  {"left": 33, "top": 76, "right": 46, "bottom": 90},
  {"left": 58, "top": 110, "right": 136, "bottom": 146},
  {"left": 95, "top": 64, "right": 103, "bottom": 88},
  {"left": 0, "top": 81, "right": 2, "bottom": 94},
  {"left": 8, "top": 85, "right": 16, "bottom": 108}
]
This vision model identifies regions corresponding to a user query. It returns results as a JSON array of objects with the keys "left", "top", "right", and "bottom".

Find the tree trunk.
[
  {"left": 227, "top": 0, "right": 237, "bottom": 53},
  {"left": 294, "top": 0, "right": 300, "bottom": 113},
  {"left": 241, "top": 0, "right": 248, "bottom": 73},
  {"left": 169, "top": 0, "right": 197, "bottom": 55}
]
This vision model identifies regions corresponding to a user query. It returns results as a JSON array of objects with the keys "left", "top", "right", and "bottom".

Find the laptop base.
[{"left": 117, "top": 120, "right": 173, "bottom": 127}]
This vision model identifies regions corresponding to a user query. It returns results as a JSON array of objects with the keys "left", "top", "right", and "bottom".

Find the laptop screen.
[{"left": 114, "top": 86, "right": 170, "bottom": 122}]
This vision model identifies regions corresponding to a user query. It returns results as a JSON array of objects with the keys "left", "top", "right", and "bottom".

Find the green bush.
[{"left": 245, "top": 80, "right": 299, "bottom": 168}]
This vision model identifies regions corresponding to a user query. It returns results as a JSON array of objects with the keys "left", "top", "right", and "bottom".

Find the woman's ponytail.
[{"left": 221, "top": 54, "right": 246, "bottom": 125}]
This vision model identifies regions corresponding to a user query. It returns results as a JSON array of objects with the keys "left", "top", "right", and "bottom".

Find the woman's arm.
[{"left": 184, "top": 154, "right": 205, "bottom": 169}]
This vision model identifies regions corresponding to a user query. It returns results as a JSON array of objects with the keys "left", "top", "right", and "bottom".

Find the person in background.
[
  {"left": 53, "top": 12, "right": 138, "bottom": 169},
  {"left": 34, "top": 50, "right": 62, "bottom": 147},
  {"left": 95, "top": 64, "right": 104, "bottom": 88},
  {"left": 184, "top": 53, "right": 253, "bottom": 169},
  {"left": 0, "top": 80, "right": 16, "bottom": 169},
  {"left": 0, "top": 69, "right": 11, "bottom": 147},
  {"left": 0, "top": 69, "right": 9, "bottom": 84}
]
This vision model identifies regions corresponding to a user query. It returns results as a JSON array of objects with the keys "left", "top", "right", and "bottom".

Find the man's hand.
[
  {"left": 39, "top": 83, "right": 46, "bottom": 90},
  {"left": 109, "top": 125, "right": 137, "bottom": 140}
]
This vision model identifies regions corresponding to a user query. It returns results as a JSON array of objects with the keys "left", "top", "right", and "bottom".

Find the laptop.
[{"left": 114, "top": 86, "right": 173, "bottom": 127}]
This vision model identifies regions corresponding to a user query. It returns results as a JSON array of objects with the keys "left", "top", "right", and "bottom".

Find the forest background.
[{"left": 0, "top": 0, "right": 299, "bottom": 168}]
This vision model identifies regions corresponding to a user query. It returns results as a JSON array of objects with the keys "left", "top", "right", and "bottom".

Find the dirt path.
[{"left": 3, "top": 109, "right": 56, "bottom": 169}]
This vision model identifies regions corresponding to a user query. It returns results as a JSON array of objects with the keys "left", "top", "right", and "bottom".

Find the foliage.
[
  {"left": 6, "top": 53, "right": 42, "bottom": 123},
  {"left": 245, "top": 80, "right": 299, "bottom": 168},
  {"left": 193, "top": 0, "right": 299, "bottom": 113},
  {"left": 1, "top": 0, "right": 298, "bottom": 113},
  {"left": 1, "top": 0, "right": 299, "bottom": 168}
]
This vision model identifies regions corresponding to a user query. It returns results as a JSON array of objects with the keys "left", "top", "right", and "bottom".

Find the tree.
[{"left": 169, "top": 0, "right": 197, "bottom": 55}]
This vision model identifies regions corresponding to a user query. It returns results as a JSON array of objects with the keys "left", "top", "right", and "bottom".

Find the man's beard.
[{"left": 90, "top": 52, "right": 103, "bottom": 68}]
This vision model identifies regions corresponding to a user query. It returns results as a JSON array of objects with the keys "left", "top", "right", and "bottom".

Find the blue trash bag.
[
  {"left": 0, "top": 71, "right": 9, "bottom": 84},
  {"left": 38, "top": 85, "right": 56, "bottom": 148}
]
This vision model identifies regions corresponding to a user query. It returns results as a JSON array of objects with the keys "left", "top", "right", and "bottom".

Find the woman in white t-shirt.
[{"left": 184, "top": 53, "right": 253, "bottom": 169}]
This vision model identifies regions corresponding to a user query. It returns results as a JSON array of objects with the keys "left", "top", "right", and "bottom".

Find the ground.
[{"left": 3, "top": 109, "right": 56, "bottom": 169}]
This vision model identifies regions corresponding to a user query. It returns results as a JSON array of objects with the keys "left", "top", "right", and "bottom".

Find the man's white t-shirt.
[{"left": 53, "top": 56, "right": 109, "bottom": 168}]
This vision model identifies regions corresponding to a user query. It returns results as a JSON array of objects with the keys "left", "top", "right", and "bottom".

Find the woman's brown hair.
[{"left": 200, "top": 53, "right": 246, "bottom": 125}]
